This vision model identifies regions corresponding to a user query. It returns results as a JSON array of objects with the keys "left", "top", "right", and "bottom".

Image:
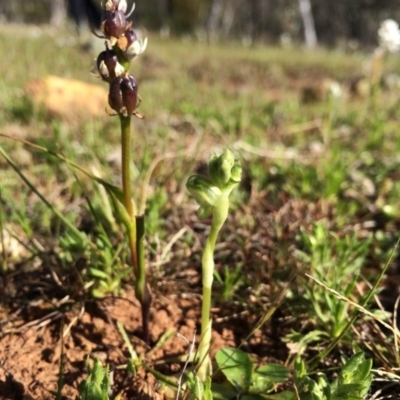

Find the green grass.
[{"left": 1, "top": 22, "right": 400, "bottom": 397}]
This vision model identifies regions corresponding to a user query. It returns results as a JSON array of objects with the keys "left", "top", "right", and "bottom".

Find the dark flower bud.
[
  {"left": 124, "top": 28, "right": 138, "bottom": 44},
  {"left": 108, "top": 76, "right": 124, "bottom": 114},
  {"left": 101, "top": 10, "right": 128, "bottom": 42},
  {"left": 108, "top": 74, "right": 139, "bottom": 116},
  {"left": 95, "top": 46, "right": 125, "bottom": 82},
  {"left": 117, "top": 28, "right": 137, "bottom": 50},
  {"left": 120, "top": 75, "right": 139, "bottom": 115}
]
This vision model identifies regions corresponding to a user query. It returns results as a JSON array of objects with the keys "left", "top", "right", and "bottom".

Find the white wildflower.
[{"left": 378, "top": 19, "right": 400, "bottom": 53}]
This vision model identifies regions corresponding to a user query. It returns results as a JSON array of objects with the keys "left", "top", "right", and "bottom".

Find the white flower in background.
[
  {"left": 326, "top": 80, "right": 343, "bottom": 100},
  {"left": 378, "top": 19, "right": 400, "bottom": 53}
]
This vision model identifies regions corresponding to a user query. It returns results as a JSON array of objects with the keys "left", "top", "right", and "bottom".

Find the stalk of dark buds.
[
  {"left": 91, "top": 0, "right": 151, "bottom": 344},
  {"left": 92, "top": 0, "right": 147, "bottom": 118}
]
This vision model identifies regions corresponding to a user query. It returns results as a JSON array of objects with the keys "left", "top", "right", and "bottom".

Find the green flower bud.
[
  {"left": 208, "top": 149, "right": 236, "bottom": 188},
  {"left": 186, "top": 175, "right": 221, "bottom": 208},
  {"left": 230, "top": 162, "right": 242, "bottom": 183}
]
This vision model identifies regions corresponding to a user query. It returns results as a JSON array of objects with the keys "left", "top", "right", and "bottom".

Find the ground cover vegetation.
[{"left": 0, "top": 8, "right": 400, "bottom": 400}]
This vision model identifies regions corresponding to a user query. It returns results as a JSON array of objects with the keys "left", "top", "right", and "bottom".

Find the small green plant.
[
  {"left": 185, "top": 373, "right": 213, "bottom": 400},
  {"left": 79, "top": 191, "right": 131, "bottom": 297},
  {"left": 212, "top": 347, "right": 289, "bottom": 399},
  {"left": 87, "top": 235, "right": 130, "bottom": 297},
  {"left": 213, "top": 262, "right": 245, "bottom": 301},
  {"left": 186, "top": 149, "right": 241, "bottom": 381},
  {"left": 76, "top": 358, "right": 119, "bottom": 400},
  {"left": 178, "top": 349, "right": 372, "bottom": 400},
  {"left": 295, "top": 221, "right": 371, "bottom": 339},
  {"left": 292, "top": 353, "right": 372, "bottom": 400},
  {"left": 90, "top": 0, "right": 151, "bottom": 343}
]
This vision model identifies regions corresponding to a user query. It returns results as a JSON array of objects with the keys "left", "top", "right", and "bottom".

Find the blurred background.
[{"left": 2, "top": 0, "right": 400, "bottom": 49}]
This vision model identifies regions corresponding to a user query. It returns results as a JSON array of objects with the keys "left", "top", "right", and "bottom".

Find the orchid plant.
[
  {"left": 187, "top": 149, "right": 242, "bottom": 381},
  {"left": 91, "top": 0, "right": 151, "bottom": 344}
]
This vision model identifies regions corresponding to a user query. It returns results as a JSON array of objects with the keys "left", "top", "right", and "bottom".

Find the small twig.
[
  {"left": 8, "top": 310, "right": 61, "bottom": 333},
  {"left": 393, "top": 294, "right": 400, "bottom": 364},
  {"left": 176, "top": 331, "right": 197, "bottom": 400},
  {"left": 160, "top": 227, "right": 188, "bottom": 262},
  {"left": 286, "top": 119, "right": 323, "bottom": 134}
]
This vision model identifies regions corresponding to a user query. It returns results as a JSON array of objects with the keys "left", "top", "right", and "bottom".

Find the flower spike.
[{"left": 93, "top": 0, "right": 146, "bottom": 118}]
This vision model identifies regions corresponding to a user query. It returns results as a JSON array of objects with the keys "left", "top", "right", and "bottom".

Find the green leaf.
[
  {"left": 186, "top": 175, "right": 222, "bottom": 208},
  {"left": 92, "top": 289, "right": 105, "bottom": 298},
  {"left": 92, "top": 359, "right": 107, "bottom": 386},
  {"left": 204, "top": 376, "right": 213, "bottom": 400},
  {"left": 211, "top": 382, "right": 239, "bottom": 400},
  {"left": 294, "top": 356, "right": 307, "bottom": 380},
  {"left": 335, "top": 383, "right": 367, "bottom": 397},
  {"left": 215, "top": 347, "right": 253, "bottom": 392},
  {"left": 127, "top": 358, "right": 136, "bottom": 375},
  {"left": 249, "top": 376, "right": 274, "bottom": 394},
  {"left": 242, "top": 395, "right": 270, "bottom": 400},
  {"left": 330, "top": 353, "right": 372, "bottom": 399},
  {"left": 117, "top": 321, "right": 140, "bottom": 364},
  {"left": 186, "top": 371, "right": 204, "bottom": 399},
  {"left": 108, "top": 191, "right": 135, "bottom": 232},
  {"left": 89, "top": 268, "right": 111, "bottom": 280},
  {"left": 0, "top": 135, "right": 125, "bottom": 205},
  {"left": 340, "top": 353, "right": 372, "bottom": 384},
  {"left": 249, "top": 363, "right": 289, "bottom": 395},
  {"left": 254, "top": 364, "right": 290, "bottom": 384},
  {"left": 77, "top": 359, "right": 110, "bottom": 400}
]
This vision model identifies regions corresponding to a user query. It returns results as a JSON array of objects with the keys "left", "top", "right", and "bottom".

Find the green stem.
[
  {"left": 136, "top": 215, "right": 152, "bottom": 344},
  {"left": 120, "top": 115, "right": 137, "bottom": 273},
  {"left": 136, "top": 215, "right": 146, "bottom": 300},
  {"left": 120, "top": 115, "right": 134, "bottom": 217},
  {"left": 0, "top": 188, "right": 6, "bottom": 274},
  {"left": 120, "top": 116, "right": 152, "bottom": 344},
  {"left": 197, "top": 194, "right": 229, "bottom": 381}
]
